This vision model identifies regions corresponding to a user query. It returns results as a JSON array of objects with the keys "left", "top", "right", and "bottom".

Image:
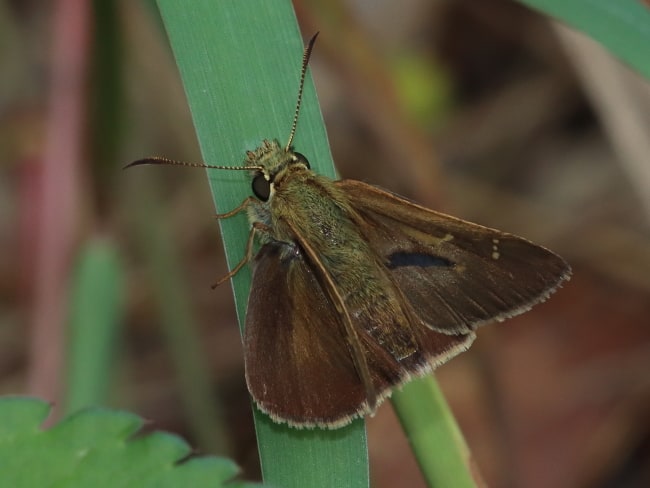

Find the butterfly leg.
[
  {"left": 215, "top": 197, "right": 257, "bottom": 220},
  {"left": 211, "top": 221, "right": 272, "bottom": 289}
]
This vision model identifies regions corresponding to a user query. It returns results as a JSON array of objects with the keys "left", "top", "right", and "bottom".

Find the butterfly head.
[{"left": 245, "top": 139, "right": 310, "bottom": 202}]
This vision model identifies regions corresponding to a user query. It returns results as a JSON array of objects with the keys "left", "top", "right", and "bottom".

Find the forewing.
[
  {"left": 336, "top": 180, "right": 571, "bottom": 334},
  {"left": 244, "top": 240, "right": 472, "bottom": 428},
  {"left": 244, "top": 241, "right": 370, "bottom": 428}
]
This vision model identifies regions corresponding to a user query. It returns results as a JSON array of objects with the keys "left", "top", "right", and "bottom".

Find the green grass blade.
[
  {"left": 65, "top": 238, "right": 124, "bottom": 415},
  {"left": 154, "top": 1, "right": 369, "bottom": 486},
  {"left": 518, "top": 0, "right": 650, "bottom": 79},
  {"left": 392, "top": 377, "right": 479, "bottom": 488}
]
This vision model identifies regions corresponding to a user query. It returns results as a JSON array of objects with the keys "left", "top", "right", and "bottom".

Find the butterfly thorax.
[
  {"left": 247, "top": 140, "right": 368, "bottom": 270},
  {"left": 247, "top": 142, "right": 421, "bottom": 362}
]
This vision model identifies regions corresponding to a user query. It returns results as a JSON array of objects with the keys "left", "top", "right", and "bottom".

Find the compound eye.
[
  {"left": 292, "top": 152, "right": 310, "bottom": 169},
  {"left": 252, "top": 173, "right": 271, "bottom": 201}
]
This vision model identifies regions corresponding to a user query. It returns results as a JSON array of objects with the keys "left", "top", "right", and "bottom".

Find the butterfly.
[{"left": 127, "top": 33, "right": 570, "bottom": 429}]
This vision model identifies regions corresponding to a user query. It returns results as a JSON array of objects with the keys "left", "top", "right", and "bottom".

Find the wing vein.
[{"left": 282, "top": 217, "right": 378, "bottom": 410}]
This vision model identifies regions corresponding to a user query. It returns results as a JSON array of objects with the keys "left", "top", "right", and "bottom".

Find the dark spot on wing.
[{"left": 387, "top": 252, "right": 454, "bottom": 269}]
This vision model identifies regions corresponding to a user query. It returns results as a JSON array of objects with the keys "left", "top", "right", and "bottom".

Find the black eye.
[
  {"left": 252, "top": 173, "right": 271, "bottom": 201},
  {"left": 293, "top": 152, "right": 310, "bottom": 169}
]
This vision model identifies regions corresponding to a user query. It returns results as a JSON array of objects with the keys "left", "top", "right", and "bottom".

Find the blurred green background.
[{"left": 1, "top": 0, "right": 649, "bottom": 486}]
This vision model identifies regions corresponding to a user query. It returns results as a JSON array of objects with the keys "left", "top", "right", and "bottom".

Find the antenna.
[
  {"left": 124, "top": 157, "right": 262, "bottom": 172},
  {"left": 126, "top": 34, "right": 321, "bottom": 171},
  {"left": 285, "top": 32, "right": 319, "bottom": 152}
]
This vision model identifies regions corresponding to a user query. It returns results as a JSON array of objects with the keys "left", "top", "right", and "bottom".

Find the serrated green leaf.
[{"left": 0, "top": 397, "right": 257, "bottom": 488}]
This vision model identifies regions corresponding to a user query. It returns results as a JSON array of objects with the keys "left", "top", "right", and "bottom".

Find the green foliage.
[
  {"left": 391, "top": 52, "right": 453, "bottom": 126},
  {"left": 519, "top": 0, "right": 650, "bottom": 78},
  {"left": 0, "top": 397, "right": 257, "bottom": 487},
  {"left": 65, "top": 238, "right": 123, "bottom": 415}
]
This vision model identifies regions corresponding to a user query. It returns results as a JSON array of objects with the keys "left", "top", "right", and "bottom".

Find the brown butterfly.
[{"left": 127, "top": 34, "right": 570, "bottom": 429}]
